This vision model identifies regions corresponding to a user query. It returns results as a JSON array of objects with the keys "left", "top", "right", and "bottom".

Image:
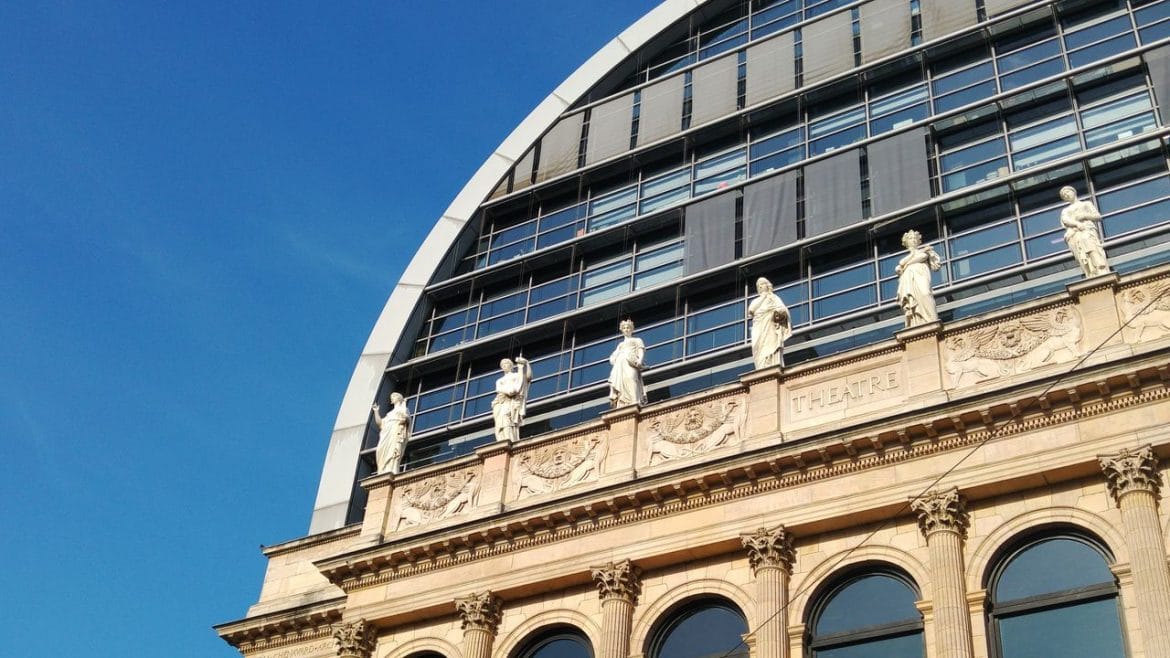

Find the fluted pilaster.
[
  {"left": 1100, "top": 445, "right": 1170, "bottom": 657},
  {"left": 591, "top": 559, "right": 642, "bottom": 658},
  {"left": 457, "top": 591, "right": 503, "bottom": 658},
  {"left": 742, "top": 526, "right": 795, "bottom": 658},
  {"left": 333, "top": 619, "right": 376, "bottom": 658},
  {"left": 911, "top": 488, "right": 973, "bottom": 658}
]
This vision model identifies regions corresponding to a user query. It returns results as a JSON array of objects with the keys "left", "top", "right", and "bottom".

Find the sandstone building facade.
[{"left": 218, "top": 1, "right": 1170, "bottom": 657}]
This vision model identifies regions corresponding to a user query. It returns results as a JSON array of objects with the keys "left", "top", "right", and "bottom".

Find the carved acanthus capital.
[
  {"left": 741, "top": 526, "right": 795, "bottom": 574},
  {"left": 456, "top": 591, "right": 503, "bottom": 634},
  {"left": 333, "top": 619, "right": 376, "bottom": 658},
  {"left": 1100, "top": 445, "right": 1161, "bottom": 504},
  {"left": 591, "top": 559, "right": 642, "bottom": 603},
  {"left": 911, "top": 488, "right": 969, "bottom": 538}
]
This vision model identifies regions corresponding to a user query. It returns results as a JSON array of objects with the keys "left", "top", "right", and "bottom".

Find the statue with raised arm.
[
  {"left": 895, "top": 229, "right": 942, "bottom": 328},
  {"left": 371, "top": 392, "right": 410, "bottom": 474},
  {"left": 748, "top": 277, "right": 792, "bottom": 369},
  {"left": 608, "top": 319, "right": 647, "bottom": 407},
  {"left": 492, "top": 357, "right": 532, "bottom": 443},
  {"left": 1059, "top": 186, "right": 1110, "bottom": 278}
]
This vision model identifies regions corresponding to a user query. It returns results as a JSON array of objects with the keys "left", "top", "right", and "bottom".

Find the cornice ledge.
[
  {"left": 214, "top": 597, "right": 344, "bottom": 650},
  {"left": 261, "top": 525, "right": 362, "bottom": 558}
]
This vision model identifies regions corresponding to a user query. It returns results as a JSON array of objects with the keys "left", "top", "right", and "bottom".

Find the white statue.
[
  {"left": 371, "top": 392, "right": 410, "bottom": 474},
  {"left": 491, "top": 357, "right": 532, "bottom": 442},
  {"left": 895, "top": 229, "right": 942, "bottom": 328},
  {"left": 1059, "top": 186, "right": 1110, "bottom": 278},
  {"left": 747, "top": 277, "right": 792, "bottom": 369},
  {"left": 608, "top": 319, "right": 647, "bottom": 407}
]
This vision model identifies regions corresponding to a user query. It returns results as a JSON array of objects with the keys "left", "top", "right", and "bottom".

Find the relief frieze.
[
  {"left": 645, "top": 397, "right": 745, "bottom": 465},
  {"left": 513, "top": 433, "right": 606, "bottom": 499},
  {"left": 1119, "top": 280, "right": 1170, "bottom": 343},
  {"left": 944, "top": 305, "right": 1083, "bottom": 388},
  {"left": 393, "top": 468, "right": 480, "bottom": 531}
]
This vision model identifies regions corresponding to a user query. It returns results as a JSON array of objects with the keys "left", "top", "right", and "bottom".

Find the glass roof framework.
[{"left": 310, "top": 0, "right": 1170, "bottom": 532}]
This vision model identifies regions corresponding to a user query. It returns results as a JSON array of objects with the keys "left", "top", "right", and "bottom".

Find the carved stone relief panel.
[
  {"left": 642, "top": 395, "right": 745, "bottom": 467},
  {"left": 392, "top": 467, "right": 480, "bottom": 532},
  {"left": 943, "top": 305, "right": 1083, "bottom": 388},
  {"left": 1119, "top": 279, "right": 1170, "bottom": 343},
  {"left": 511, "top": 432, "right": 607, "bottom": 500},
  {"left": 785, "top": 360, "right": 903, "bottom": 424}
]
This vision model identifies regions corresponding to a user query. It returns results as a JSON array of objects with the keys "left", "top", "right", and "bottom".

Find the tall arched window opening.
[
  {"left": 987, "top": 532, "right": 1125, "bottom": 658},
  {"left": 806, "top": 568, "right": 924, "bottom": 658},
  {"left": 649, "top": 597, "right": 749, "bottom": 658},
  {"left": 514, "top": 627, "right": 593, "bottom": 658}
]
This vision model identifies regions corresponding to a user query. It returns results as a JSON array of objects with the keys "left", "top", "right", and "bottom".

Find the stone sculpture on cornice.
[
  {"left": 371, "top": 392, "right": 410, "bottom": 475},
  {"left": 1060, "top": 186, "right": 1110, "bottom": 278},
  {"left": 895, "top": 230, "right": 942, "bottom": 328},
  {"left": 748, "top": 277, "right": 792, "bottom": 369},
  {"left": 492, "top": 356, "right": 532, "bottom": 443},
  {"left": 608, "top": 320, "right": 647, "bottom": 407}
]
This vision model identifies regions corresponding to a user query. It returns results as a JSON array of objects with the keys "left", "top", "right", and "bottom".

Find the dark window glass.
[
  {"left": 517, "top": 630, "right": 593, "bottom": 658},
  {"left": 651, "top": 600, "right": 748, "bottom": 658},
  {"left": 809, "top": 571, "right": 923, "bottom": 658},
  {"left": 1102, "top": 198, "right": 1170, "bottom": 237}
]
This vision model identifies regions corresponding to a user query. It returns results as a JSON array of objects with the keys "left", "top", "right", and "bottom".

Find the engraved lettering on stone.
[
  {"left": 456, "top": 591, "right": 502, "bottom": 633},
  {"left": 1120, "top": 281, "right": 1170, "bottom": 342},
  {"left": 1100, "top": 445, "right": 1161, "bottom": 503},
  {"left": 394, "top": 469, "right": 480, "bottom": 530},
  {"left": 591, "top": 559, "right": 642, "bottom": 602},
  {"left": 515, "top": 434, "right": 607, "bottom": 498},
  {"left": 944, "top": 306, "right": 1083, "bottom": 387},
  {"left": 646, "top": 398, "right": 744, "bottom": 465},
  {"left": 258, "top": 640, "right": 335, "bottom": 658},
  {"left": 741, "top": 525, "right": 795, "bottom": 574},
  {"left": 333, "top": 619, "right": 376, "bottom": 658},
  {"left": 789, "top": 369, "right": 901, "bottom": 416},
  {"left": 911, "top": 488, "right": 969, "bottom": 538}
]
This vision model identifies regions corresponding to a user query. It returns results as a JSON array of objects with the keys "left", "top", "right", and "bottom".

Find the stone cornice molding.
[
  {"left": 334, "top": 618, "right": 377, "bottom": 658},
  {"left": 315, "top": 365, "right": 1168, "bottom": 592},
  {"left": 456, "top": 591, "right": 503, "bottom": 633},
  {"left": 591, "top": 559, "right": 642, "bottom": 603},
  {"left": 1100, "top": 444, "right": 1162, "bottom": 504},
  {"left": 741, "top": 526, "right": 795, "bottom": 574},
  {"left": 215, "top": 600, "right": 344, "bottom": 651},
  {"left": 911, "top": 488, "right": 969, "bottom": 539}
]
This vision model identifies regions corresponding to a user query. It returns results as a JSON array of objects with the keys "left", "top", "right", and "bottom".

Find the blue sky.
[{"left": 0, "top": 2, "right": 654, "bottom": 655}]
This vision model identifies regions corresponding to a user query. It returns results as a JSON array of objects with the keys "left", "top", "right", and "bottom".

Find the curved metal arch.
[{"left": 310, "top": 0, "right": 710, "bottom": 532}]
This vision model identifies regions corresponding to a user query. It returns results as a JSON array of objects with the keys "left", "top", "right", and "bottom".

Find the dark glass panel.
[
  {"left": 646, "top": 340, "right": 684, "bottom": 366},
  {"left": 574, "top": 339, "right": 616, "bottom": 367},
  {"left": 940, "top": 138, "right": 1006, "bottom": 172},
  {"left": 815, "top": 574, "right": 919, "bottom": 636},
  {"left": 494, "top": 220, "right": 538, "bottom": 246},
  {"left": 950, "top": 220, "right": 1017, "bottom": 255},
  {"left": 462, "top": 394, "right": 493, "bottom": 418},
  {"left": 477, "top": 310, "right": 524, "bottom": 338},
  {"left": 688, "top": 303, "right": 742, "bottom": 333},
  {"left": 932, "top": 62, "right": 995, "bottom": 96},
  {"left": 490, "top": 238, "right": 535, "bottom": 264},
  {"left": 1097, "top": 176, "right": 1170, "bottom": 214},
  {"left": 528, "top": 297, "right": 575, "bottom": 322},
  {"left": 996, "top": 537, "right": 1114, "bottom": 602},
  {"left": 538, "top": 224, "right": 580, "bottom": 249},
  {"left": 1102, "top": 198, "right": 1170, "bottom": 236},
  {"left": 816, "top": 632, "right": 922, "bottom": 658},
  {"left": 933, "top": 82, "right": 997, "bottom": 113},
  {"left": 812, "top": 263, "right": 873, "bottom": 296},
  {"left": 641, "top": 319, "right": 685, "bottom": 346},
  {"left": 750, "top": 149, "right": 803, "bottom": 175},
  {"left": 950, "top": 243, "right": 1021, "bottom": 279},
  {"left": 570, "top": 361, "right": 610, "bottom": 388},
  {"left": 998, "top": 599, "right": 1125, "bottom": 658},
  {"left": 654, "top": 604, "right": 748, "bottom": 658},
  {"left": 519, "top": 633, "right": 593, "bottom": 658},
  {"left": 1064, "top": 15, "right": 1132, "bottom": 51},
  {"left": 686, "top": 325, "right": 743, "bottom": 355},
  {"left": 812, "top": 286, "right": 876, "bottom": 318}
]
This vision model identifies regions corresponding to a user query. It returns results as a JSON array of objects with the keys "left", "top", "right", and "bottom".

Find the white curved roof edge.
[{"left": 309, "top": 0, "right": 707, "bottom": 533}]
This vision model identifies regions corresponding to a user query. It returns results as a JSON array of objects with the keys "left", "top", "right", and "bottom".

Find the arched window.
[
  {"left": 650, "top": 598, "right": 749, "bottom": 658},
  {"left": 515, "top": 628, "right": 593, "bottom": 658},
  {"left": 987, "top": 533, "right": 1125, "bottom": 658},
  {"left": 807, "top": 568, "right": 924, "bottom": 658}
]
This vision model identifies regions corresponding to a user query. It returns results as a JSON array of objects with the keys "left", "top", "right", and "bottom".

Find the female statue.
[
  {"left": 895, "top": 229, "right": 942, "bottom": 328},
  {"left": 608, "top": 320, "right": 647, "bottom": 407},
  {"left": 492, "top": 357, "right": 532, "bottom": 442},
  {"left": 747, "top": 277, "right": 791, "bottom": 369},
  {"left": 1059, "top": 186, "right": 1110, "bottom": 278},
  {"left": 371, "top": 392, "right": 410, "bottom": 474}
]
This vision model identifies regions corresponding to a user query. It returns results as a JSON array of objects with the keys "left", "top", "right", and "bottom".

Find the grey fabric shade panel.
[
  {"left": 744, "top": 171, "right": 799, "bottom": 256},
  {"left": 922, "top": 0, "right": 978, "bottom": 41},
  {"left": 512, "top": 148, "right": 535, "bottom": 193},
  {"left": 804, "top": 149, "right": 862, "bottom": 238},
  {"left": 536, "top": 113, "right": 584, "bottom": 182},
  {"left": 684, "top": 190, "right": 737, "bottom": 275},
  {"left": 586, "top": 93, "right": 635, "bottom": 165},
  {"left": 984, "top": 0, "right": 1039, "bottom": 17},
  {"left": 802, "top": 11, "right": 856, "bottom": 85},
  {"left": 638, "top": 74, "right": 686, "bottom": 145},
  {"left": 1145, "top": 46, "right": 1170, "bottom": 125},
  {"left": 746, "top": 32, "right": 796, "bottom": 106},
  {"left": 860, "top": 0, "right": 912, "bottom": 64},
  {"left": 868, "top": 129, "right": 931, "bottom": 217},
  {"left": 691, "top": 53, "right": 739, "bottom": 127}
]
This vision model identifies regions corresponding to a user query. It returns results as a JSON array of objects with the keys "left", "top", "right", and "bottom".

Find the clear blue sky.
[{"left": 0, "top": 2, "right": 654, "bottom": 655}]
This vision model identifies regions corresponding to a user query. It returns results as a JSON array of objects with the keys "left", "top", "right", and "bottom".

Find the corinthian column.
[
  {"left": 333, "top": 619, "right": 376, "bottom": 658},
  {"left": 911, "top": 488, "right": 973, "bottom": 658},
  {"left": 1100, "top": 445, "right": 1170, "bottom": 657},
  {"left": 742, "top": 526, "right": 795, "bottom": 658},
  {"left": 591, "top": 559, "right": 642, "bottom": 658},
  {"left": 457, "top": 591, "right": 503, "bottom": 658}
]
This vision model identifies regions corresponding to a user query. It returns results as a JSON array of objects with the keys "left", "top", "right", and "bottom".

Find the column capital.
[
  {"left": 741, "top": 525, "right": 795, "bottom": 575},
  {"left": 333, "top": 619, "right": 376, "bottom": 658},
  {"left": 456, "top": 591, "right": 503, "bottom": 633},
  {"left": 591, "top": 559, "right": 642, "bottom": 603},
  {"left": 911, "top": 488, "right": 969, "bottom": 539},
  {"left": 1100, "top": 445, "right": 1161, "bottom": 504}
]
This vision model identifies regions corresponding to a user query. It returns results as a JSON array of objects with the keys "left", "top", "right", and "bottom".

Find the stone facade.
[{"left": 219, "top": 266, "right": 1170, "bottom": 658}]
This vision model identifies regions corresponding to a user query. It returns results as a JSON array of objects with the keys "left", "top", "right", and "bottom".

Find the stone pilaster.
[
  {"left": 457, "top": 591, "right": 503, "bottom": 658},
  {"left": 911, "top": 488, "right": 973, "bottom": 658},
  {"left": 742, "top": 526, "right": 795, "bottom": 658},
  {"left": 1100, "top": 445, "right": 1170, "bottom": 657},
  {"left": 333, "top": 619, "right": 376, "bottom": 658},
  {"left": 591, "top": 559, "right": 642, "bottom": 658}
]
